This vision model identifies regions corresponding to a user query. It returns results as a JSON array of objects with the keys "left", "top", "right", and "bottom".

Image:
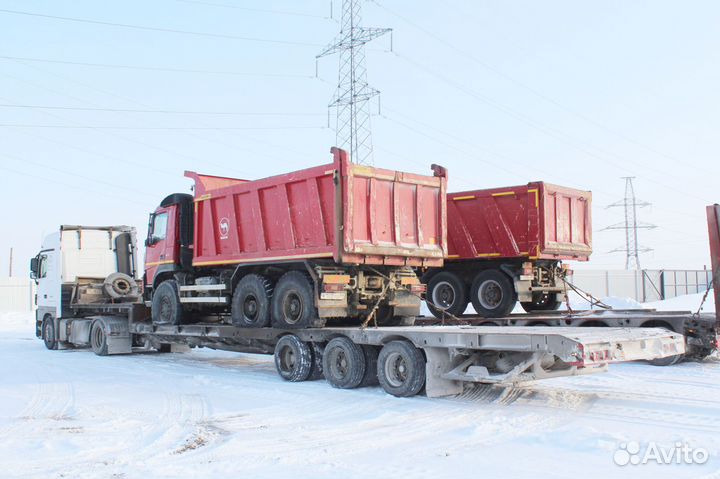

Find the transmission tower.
[
  {"left": 603, "top": 177, "right": 656, "bottom": 270},
  {"left": 316, "top": 0, "right": 391, "bottom": 165}
]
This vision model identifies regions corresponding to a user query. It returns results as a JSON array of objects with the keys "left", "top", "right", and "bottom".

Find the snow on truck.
[
  {"left": 28, "top": 149, "right": 689, "bottom": 398},
  {"left": 145, "top": 147, "right": 446, "bottom": 328},
  {"left": 424, "top": 182, "right": 592, "bottom": 318}
]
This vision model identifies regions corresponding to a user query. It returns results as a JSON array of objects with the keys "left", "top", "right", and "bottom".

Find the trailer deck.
[{"left": 116, "top": 316, "right": 684, "bottom": 398}]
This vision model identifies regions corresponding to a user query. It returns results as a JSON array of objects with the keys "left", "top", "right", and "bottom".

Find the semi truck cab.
[{"left": 30, "top": 226, "right": 143, "bottom": 349}]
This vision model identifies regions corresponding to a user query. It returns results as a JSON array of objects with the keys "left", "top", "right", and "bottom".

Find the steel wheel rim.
[
  {"left": 282, "top": 291, "right": 304, "bottom": 324},
  {"left": 331, "top": 350, "right": 349, "bottom": 378},
  {"left": 44, "top": 321, "right": 52, "bottom": 341},
  {"left": 384, "top": 351, "right": 408, "bottom": 387},
  {"left": 159, "top": 296, "right": 173, "bottom": 321},
  {"left": 478, "top": 279, "right": 503, "bottom": 309},
  {"left": 432, "top": 281, "right": 455, "bottom": 309},
  {"left": 243, "top": 294, "right": 259, "bottom": 320},
  {"left": 279, "top": 345, "right": 296, "bottom": 372},
  {"left": 92, "top": 326, "right": 104, "bottom": 349}
]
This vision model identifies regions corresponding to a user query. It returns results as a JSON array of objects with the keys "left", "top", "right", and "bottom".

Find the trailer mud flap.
[
  {"left": 423, "top": 347, "right": 463, "bottom": 398},
  {"left": 95, "top": 316, "right": 132, "bottom": 355}
]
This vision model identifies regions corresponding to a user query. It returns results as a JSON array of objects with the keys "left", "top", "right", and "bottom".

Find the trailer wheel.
[
  {"left": 649, "top": 354, "right": 683, "bottom": 366},
  {"left": 322, "top": 336, "right": 366, "bottom": 389},
  {"left": 377, "top": 340, "right": 426, "bottom": 397},
  {"left": 42, "top": 316, "right": 57, "bottom": 350},
  {"left": 427, "top": 272, "right": 468, "bottom": 319},
  {"left": 231, "top": 274, "right": 273, "bottom": 328},
  {"left": 271, "top": 271, "right": 317, "bottom": 329},
  {"left": 521, "top": 293, "right": 562, "bottom": 313},
  {"left": 470, "top": 270, "right": 517, "bottom": 318},
  {"left": 274, "top": 335, "right": 313, "bottom": 382},
  {"left": 90, "top": 321, "right": 109, "bottom": 356},
  {"left": 151, "top": 280, "right": 184, "bottom": 325}
]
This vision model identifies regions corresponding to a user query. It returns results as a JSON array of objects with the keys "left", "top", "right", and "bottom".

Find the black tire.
[
  {"left": 42, "top": 316, "right": 57, "bottom": 350},
  {"left": 322, "top": 336, "right": 366, "bottom": 389},
  {"left": 231, "top": 274, "right": 273, "bottom": 328},
  {"left": 426, "top": 272, "right": 468, "bottom": 319},
  {"left": 360, "top": 345, "right": 380, "bottom": 387},
  {"left": 377, "top": 340, "right": 426, "bottom": 397},
  {"left": 470, "top": 270, "right": 517, "bottom": 318},
  {"left": 271, "top": 271, "right": 318, "bottom": 329},
  {"left": 649, "top": 354, "right": 683, "bottom": 367},
  {"left": 375, "top": 306, "right": 416, "bottom": 327},
  {"left": 90, "top": 321, "right": 109, "bottom": 356},
  {"left": 157, "top": 344, "right": 172, "bottom": 353},
  {"left": 521, "top": 293, "right": 562, "bottom": 313},
  {"left": 274, "top": 335, "right": 313, "bottom": 382},
  {"left": 151, "top": 280, "right": 184, "bottom": 325}
]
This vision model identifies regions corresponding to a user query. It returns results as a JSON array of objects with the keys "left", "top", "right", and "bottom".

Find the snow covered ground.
[{"left": 1, "top": 304, "right": 718, "bottom": 479}]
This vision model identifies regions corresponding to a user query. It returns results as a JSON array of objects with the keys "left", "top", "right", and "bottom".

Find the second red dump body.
[
  {"left": 447, "top": 182, "right": 592, "bottom": 261},
  {"left": 425, "top": 182, "right": 592, "bottom": 319}
]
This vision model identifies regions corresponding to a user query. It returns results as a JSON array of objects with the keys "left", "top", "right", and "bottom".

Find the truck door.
[
  {"left": 36, "top": 249, "right": 60, "bottom": 316},
  {"left": 144, "top": 207, "right": 177, "bottom": 287}
]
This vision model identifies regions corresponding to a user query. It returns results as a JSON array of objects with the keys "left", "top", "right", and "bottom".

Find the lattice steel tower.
[
  {"left": 604, "top": 177, "right": 656, "bottom": 270},
  {"left": 317, "top": 0, "right": 391, "bottom": 165}
]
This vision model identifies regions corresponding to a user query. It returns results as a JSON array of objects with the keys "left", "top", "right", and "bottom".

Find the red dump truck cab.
[
  {"left": 144, "top": 147, "right": 447, "bottom": 328},
  {"left": 425, "top": 182, "right": 592, "bottom": 319}
]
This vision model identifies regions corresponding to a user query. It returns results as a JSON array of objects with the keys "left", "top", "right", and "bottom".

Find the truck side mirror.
[
  {"left": 30, "top": 257, "right": 38, "bottom": 274},
  {"left": 29, "top": 257, "right": 38, "bottom": 280}
]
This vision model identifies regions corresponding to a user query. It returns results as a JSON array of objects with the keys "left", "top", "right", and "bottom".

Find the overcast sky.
[{"left": 0, "top": 0, "right": 718, "bottom": 276}]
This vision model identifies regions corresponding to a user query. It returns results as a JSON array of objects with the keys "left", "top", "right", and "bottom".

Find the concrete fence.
[
  {"left": 0, "top": 278, "right": 36, "bottom": 312},
  {"left": 569, "top": 269, "right": 713, "bottom": 304}
]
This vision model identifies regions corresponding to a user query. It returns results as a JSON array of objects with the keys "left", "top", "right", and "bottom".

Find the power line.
[
  {"left": 0, "top": 8, "right": 323, "bottom": 47},
  {"left": 0, "top": 124, "right": 326, "bottom": 130},
  {"left": 175, "top": 0, "right": 330, "bottom": 19},
  {"left": 392, "top": 51, "right": 714, "bottom": 204},
  {"left": 0, "top": 103, "right": 324, "bottom": 116},
  {"left": 0, "top": 55, "right": 315, "bottom": 79},
  {"left": 373, "top": 0, "right": 711, "bottom": 177}
]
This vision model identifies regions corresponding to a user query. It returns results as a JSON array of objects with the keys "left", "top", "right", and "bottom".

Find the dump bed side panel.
[
  {"left": 446, "top": 182, "right": 592, "bottom": 261},
  {"left": 540, "top": 183, "right": 592, "bottom": 260},
  {"left": 192, "top": 162, "right": 338, "bottom": 266},
  {"left": 339, "top": 149, "right": 447, "bottom": 266}
]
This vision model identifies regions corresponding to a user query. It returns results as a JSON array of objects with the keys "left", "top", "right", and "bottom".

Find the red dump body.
[
  {"left": 446, "top": 182, "right": 592, "bottom": 261},
  {"left": 185, "top": 148, "right": 447, "bottom": 268}
]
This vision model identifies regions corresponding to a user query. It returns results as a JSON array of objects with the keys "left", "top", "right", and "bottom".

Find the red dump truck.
[
  {"left": 424, "top": 182, "right": 592, "bottom": 318},
  {"left": 144, "top": 147, "right": 447, "bottom": 328}
]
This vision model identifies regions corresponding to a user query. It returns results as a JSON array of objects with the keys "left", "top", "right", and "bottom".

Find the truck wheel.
[
  {"left": 470, "top": 270, "right": 517, "bottom": 318},
  {"left": 42, "top": 316, "right": 57, "bottom": 350},
  {"left": 90, "top": 321, "right": 109, "bottom": 356},
  {"left": 521, "top": 293, "right": 562, "bottom": 313},
  {"left": 151, "top": 280, "right": 184, "bottom": 325},
  {"left": 377, "top": 340, "right": 426, "bottom": 397},
  {"left": 427, "top": 272, "right": 468, "bottom": 319},
  {"left": 375, "top": 306, "right": 415, "bottom": 326},
  {"left": 231, "top": 274, "right": 273, "bottom": 328},
  {"left": 322, "top": 336, "right": 366, "bottom": 389},
  {"left": 274, "top": 335, "right": 313, "bottom": 382},
  {"left": 271, "top": 271, "right": 318, "bottom": 329}
]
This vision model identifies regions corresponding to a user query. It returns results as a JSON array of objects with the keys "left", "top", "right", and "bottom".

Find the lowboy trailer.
[{"left": 31, "top": 224, "right": 685, "bottom": 398}]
